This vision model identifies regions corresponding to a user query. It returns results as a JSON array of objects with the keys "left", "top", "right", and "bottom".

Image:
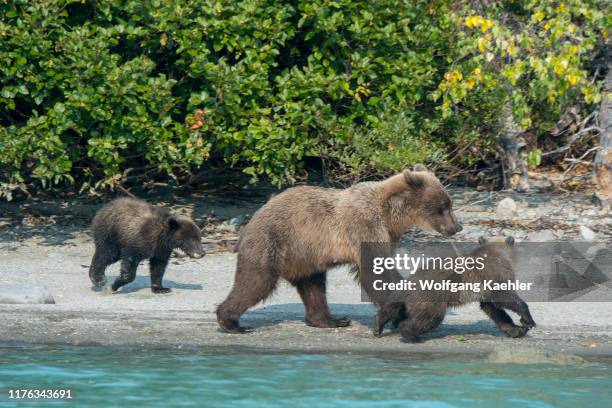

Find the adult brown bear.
[{"left": 217, "top": 165, "right": 461, "bottom": 333}]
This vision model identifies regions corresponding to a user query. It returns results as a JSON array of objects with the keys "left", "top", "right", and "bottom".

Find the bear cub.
[
  {"left": 89, "top": 197, "right": 205, "bottom": 293},
  {"left": 374, "top": 236, "right": 536, "bottom": 342}
]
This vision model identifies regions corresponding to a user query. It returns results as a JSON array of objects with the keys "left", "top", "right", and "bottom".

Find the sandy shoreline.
[
  {"left": 1, "top": 249, "right": 611, "bottom": 357},
  {"left": 1, "top": 189, "right": 611, "bottom": 358}
]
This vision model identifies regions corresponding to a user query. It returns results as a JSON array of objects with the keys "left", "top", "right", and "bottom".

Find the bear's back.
[{"left": 92, "top": 198, "right": 157, "bottom": 244}]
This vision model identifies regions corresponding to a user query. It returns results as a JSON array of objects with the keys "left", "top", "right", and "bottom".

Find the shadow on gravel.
[
  {"left": 107, "top": 276, "right": 204, "bottom": 293},
  {"left": 241, "top": 303, "right": 376, "bottom": 328},
  {"left": 401, "top": 320, "right": 507, "bottom": 341},
  {"left": 240, "top": 303, "right": 506, "bottom": 339}
]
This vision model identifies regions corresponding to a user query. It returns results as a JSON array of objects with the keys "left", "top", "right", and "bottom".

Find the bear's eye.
[{"left": 437, "top": 208, "right": 445, "bottom": 216}]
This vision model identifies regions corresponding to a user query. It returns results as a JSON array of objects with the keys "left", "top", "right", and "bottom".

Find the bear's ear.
[
  {"left": 478, "top": 236, "right": 488, "bottom": 245},
  {"left": 168, "top": 217, "right": 181, "bottom": 230},
  {"left": 505, "top": 236, "right": 515, "bottom": 246},
  {"left": 403, "top": 170, "right": 424, "bottom": 190},
  {"left": 413, "top": 164, "right": 428, "bottom": 172}
]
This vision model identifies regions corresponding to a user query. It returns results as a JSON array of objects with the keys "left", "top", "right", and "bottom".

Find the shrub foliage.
[{"left": 0, "top": 0, "right": 608, "bottom": 196}]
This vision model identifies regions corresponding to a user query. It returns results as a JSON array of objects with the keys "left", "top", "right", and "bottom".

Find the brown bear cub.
[
  {"left": 89, "top": 198, "right": 205, "bottom": 294},
  {"left": 373, "top": 236, "right": 536, "bottom": 342},
  {"left": 217, "top": 165, "right": 462, "bottom": 333}
]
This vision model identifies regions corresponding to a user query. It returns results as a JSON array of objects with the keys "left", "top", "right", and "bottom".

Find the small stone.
[
  {"left": 526, "top": 230, "right": 556, "bottom": 242},
  {"left": 221, "top": 215, "right": 247, "bottom": 232},
  {"left": 228, "top": 215, "right": 247, "bottom": 227},
  {"left": 496, "top": 198, "right": 517, "bottom": 220},
  {"left": 553, "top": 230, "right": 564, "bottom": 239},
  {"left": 0, "top": 284, "right": 55, "bottom": 304},
  {"left": 500, "top": 229, "right": 526, "bottom": 240},
  {"left": 579, "top": 225, "right": 597, "bottom": 240},
  {"left": 460, "top": 227, "right": 484, "bottom": 241}
]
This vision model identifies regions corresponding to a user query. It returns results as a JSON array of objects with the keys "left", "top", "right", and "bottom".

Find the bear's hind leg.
[
  {"left": 294, "top": 272, "right": 351, "bottom": 328},
  {"left": 398, "top": 318, "right": 426, "bottom": 343},
  {"left": 399, "top": 304, "right": 446, "bottom": 343},
  {"left": 217, "top": 260, "right": 279, "bottom": 333},
  {"left": 111, "top": 256, "right": 139, "bottom": 292}
]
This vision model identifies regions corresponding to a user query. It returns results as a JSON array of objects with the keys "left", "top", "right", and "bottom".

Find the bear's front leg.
[
  {"left": 398, "top": 319, "right": 424, "bottom": 343},
  {"left": 480, "top": 302, "right": 528, "bottom": 338},
  {"left": 373, "top": 302, "right": 406, "bottom": 337},
  {"left": 493, "top": 292, "right": 536, "bottom": 331},
  {"left": 89, "top": 249, "right": 117, "bottom": 290},
  {"left": 150, "top": 257, "right": 171, "bottom": 294}
]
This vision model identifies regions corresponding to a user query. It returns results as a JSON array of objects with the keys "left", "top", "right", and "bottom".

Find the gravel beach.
[{"left": 1, "top": 188, "right": 611, "bottom": 357}]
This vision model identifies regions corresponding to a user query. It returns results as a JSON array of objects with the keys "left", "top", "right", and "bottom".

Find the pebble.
[
  {"left": 221, "top": 215, "right": 248, "bottom": 232},
  {"left": 526, "top": 230, "right": 556, "bottom": 242},
  {"left": 228, "top": 215, "right": 247, "bottom": 227},
  {"left": 500, "top": 229, "right": 526, "bottom": 240},
  {"left": 459, "top": 227, "right": 485, "bottom": 241},
  {"left": 579, "top": 225, "right": 597, "bottom": 240},
  {"left": 496, "top": 198, "right": 517, "bottom": 220}
]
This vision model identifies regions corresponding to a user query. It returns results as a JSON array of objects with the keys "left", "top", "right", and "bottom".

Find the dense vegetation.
[{"left": 0, "top": 0, "right": 609, "bottom": 197}]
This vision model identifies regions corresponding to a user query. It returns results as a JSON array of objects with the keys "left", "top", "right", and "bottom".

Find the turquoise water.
[{"left": 0, "top": 346, "right": 610, "bottom": 408}]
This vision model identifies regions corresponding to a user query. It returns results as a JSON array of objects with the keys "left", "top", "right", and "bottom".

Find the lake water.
[{"left": 0, "top": 345, "right": 610, "bottom": 407}]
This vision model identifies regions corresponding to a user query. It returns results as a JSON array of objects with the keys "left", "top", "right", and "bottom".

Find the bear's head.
[
  {"left": 168, "top": 216, "right": 206, "bottom": 258},
  {"left": 477, "top": 235, "right": 515, "bottom": 269},
  {"left": 387, "top": 165, "right": 462, "bottom": 237}
]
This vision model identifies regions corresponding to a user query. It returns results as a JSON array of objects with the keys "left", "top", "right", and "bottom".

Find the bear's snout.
[
  {"left": 439, "top": 221, "right": 462, "bottom": 236},
  {"left": 443, "top": 212, "right": 462, "bottom": 236}
]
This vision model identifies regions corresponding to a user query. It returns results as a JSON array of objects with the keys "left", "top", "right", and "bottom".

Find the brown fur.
[
  {"left": 88, "top": 198, "right": 205, "bottom": 293},
  {"left": 373, "top": 236, "right": 536, "bottom": 342},
  {"left": 216, "top": 166, "right": 462, "bottom": 333}
]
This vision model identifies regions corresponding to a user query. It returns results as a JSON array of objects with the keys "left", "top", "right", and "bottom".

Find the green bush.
[{"left": 0, "top": 0, "right": 608, "bottom": 197}]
